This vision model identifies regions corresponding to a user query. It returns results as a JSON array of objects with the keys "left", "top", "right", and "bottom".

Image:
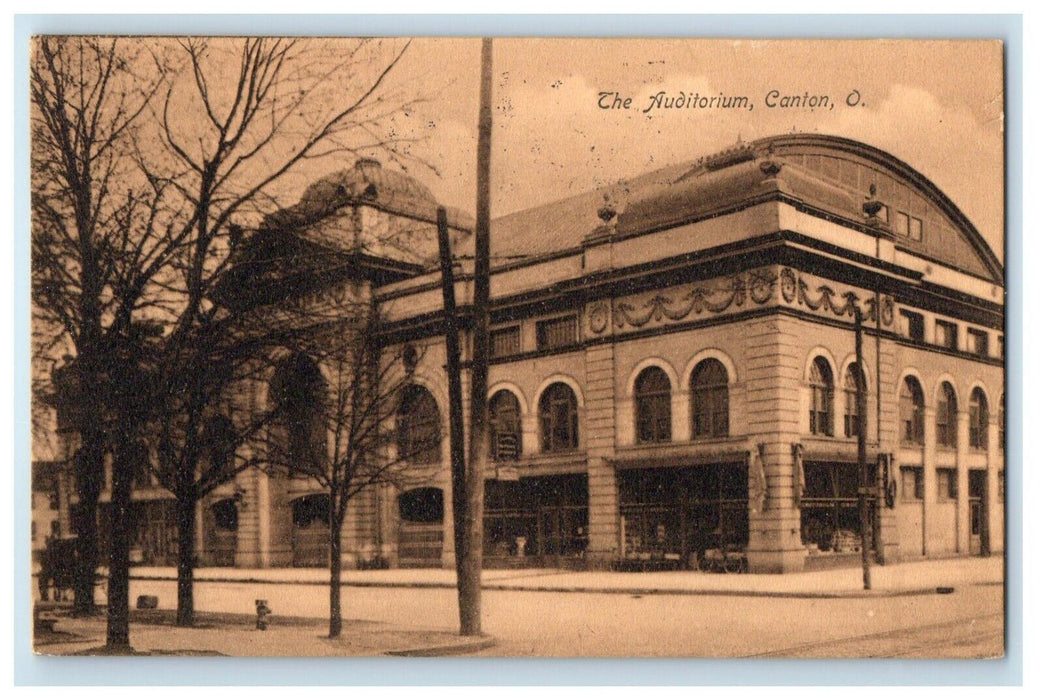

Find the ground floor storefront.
[
  {"left": 483, "top": 473, "right": 588, "bottom": 567},
  {"left": 617, "top": 464, "right": 749, "bottom": 571},
  {"left": 83, "top": 455, "right": 1000, "bottom": 573}
]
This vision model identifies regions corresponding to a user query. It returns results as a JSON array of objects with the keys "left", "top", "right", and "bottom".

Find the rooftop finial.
[{"left": 597, "top": 192, "right": 617, "bottom": 223}]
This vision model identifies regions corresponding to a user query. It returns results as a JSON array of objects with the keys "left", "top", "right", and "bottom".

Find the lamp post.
[{"left": 855, "top": 307, "right": 872, "bottom": 590}]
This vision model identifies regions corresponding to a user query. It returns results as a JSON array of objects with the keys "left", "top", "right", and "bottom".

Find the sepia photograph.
[{"left": 27, "top": 35, "right": 1006, "bottom": 659}]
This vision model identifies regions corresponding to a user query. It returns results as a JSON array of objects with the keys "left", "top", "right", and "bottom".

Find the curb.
[
  {"left": 128, "top": 574, "right": 1003, "bottom": 599},
  {"left": 385, "top": 636, "right": 497, "bottom": 657}
]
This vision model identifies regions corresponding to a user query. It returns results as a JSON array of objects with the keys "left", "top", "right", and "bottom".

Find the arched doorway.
[
  {"left": 290, "top": 493, "right": 330, "bottom": 567},
  {"left": 397, "top": 487, "right": 444, "bottom": 568},
  {"left": 205, "top": 497, "right": 239, "bottom": 566}
]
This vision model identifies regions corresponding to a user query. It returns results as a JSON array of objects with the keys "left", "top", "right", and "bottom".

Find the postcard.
[{"left": 29, "top": 36, "right": 1005, "bottom": 658}]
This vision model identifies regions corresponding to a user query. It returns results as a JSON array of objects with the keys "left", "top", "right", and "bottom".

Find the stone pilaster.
[
  {"left": 956, "top": 411, "right": 970, "bottom": 554},
  {"left": 986, "top": 418, "right": 1003, "bottom": 554},
  {"left": 744, "top": 315, "right": 805, "bottom": 573},
  {"left": 585, "top": 342, "right": 618, "bottom": 566},
  {"left": 873, "top": 330, "right": 900, "bottom": 563},
  {"left": 922, "top": 408, "right": 937, "bottom": 557}
]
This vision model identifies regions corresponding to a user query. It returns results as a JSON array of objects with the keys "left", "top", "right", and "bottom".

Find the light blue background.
[{"left": 13, "top": 13, "right": 1023, "bottom": 686}]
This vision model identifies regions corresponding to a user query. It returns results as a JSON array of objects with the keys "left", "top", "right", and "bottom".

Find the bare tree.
[
  {"left": 265, "top": 303, "right": 434, "bottom": 638},
  {"left": 30, "top": 36, "right": 167, "bottom": 618},
  {"left": 32, "top": 34, "right": 431, "bottom": 643},
  {"left": 130, "top": 36, "right": 424, "bottom": 628}
]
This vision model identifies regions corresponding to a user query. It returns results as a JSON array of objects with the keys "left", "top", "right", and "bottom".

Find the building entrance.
[
  {"left": 484, "top": 473, "right": 588, "bottom": 566},
  {"left": 969, "top": 469, "right": 989, "bottom": 556},
  {"left": 290, "top": 494, "right": 329, "bottom": 567},
  {"left": 204, "top": 498, "right": 239, "bottom": 566}
]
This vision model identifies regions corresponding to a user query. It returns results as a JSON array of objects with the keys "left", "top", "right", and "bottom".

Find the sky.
[{"left": 362, "top": 38, "right": 1005, "bottom": 260}]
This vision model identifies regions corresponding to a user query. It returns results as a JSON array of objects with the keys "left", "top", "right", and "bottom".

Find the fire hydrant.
[{"left": 255, "top": 599, "right": 271, "bottom": 630}]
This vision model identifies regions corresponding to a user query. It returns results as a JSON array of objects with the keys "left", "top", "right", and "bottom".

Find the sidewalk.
[
  {"left": 34, "top": 609, "right": 494, "bottom": 657},
  {"left": 128, "top": 555, "right": 1004, "bottom": 598}
]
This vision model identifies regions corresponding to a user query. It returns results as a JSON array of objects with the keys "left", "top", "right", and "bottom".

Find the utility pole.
[
  {"left": 436, "top": 207, "right": 472, "bottom": 636},
  {"left": 462, "top": 37, "right": 494, "bottom": 636},
  {"left": 855, "top": 307, "right": 872, "bottom": 590}
]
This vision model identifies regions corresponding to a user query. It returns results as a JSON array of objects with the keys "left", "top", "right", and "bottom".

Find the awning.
[{"left": 609, "top": 441, "right": 749, "bottom": 471}]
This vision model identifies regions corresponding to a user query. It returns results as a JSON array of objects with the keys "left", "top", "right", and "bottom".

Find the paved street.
[{"left": 117, "top": 573, "right": 1003, "bottom": 657}]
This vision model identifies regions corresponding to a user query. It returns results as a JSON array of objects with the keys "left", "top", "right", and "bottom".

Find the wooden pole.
[
  {"left": 436, "top": 207, "right": 472, "bottom": 635},
  {"left": 856, "top": 307, "right": 872, "bottom": 590},
  {"left": 458, "top": 36, "right": 494, "bottom": 637}
]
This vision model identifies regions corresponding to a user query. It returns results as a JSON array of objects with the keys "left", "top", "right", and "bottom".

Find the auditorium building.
[{"left": 53, "top": 133, "right": 1007, "bottom": 574}]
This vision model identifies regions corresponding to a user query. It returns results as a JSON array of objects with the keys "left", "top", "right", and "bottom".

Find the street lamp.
[{"left": 855, "top": 307, "right": 872, "bottom": 590}]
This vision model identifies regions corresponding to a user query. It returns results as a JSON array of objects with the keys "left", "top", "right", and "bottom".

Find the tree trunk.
[
  {"left": 328, "top": 506, "right": 342, "bottom": 638},
  {"left": 175, "top": 491, "right": 196, "bottom": 627},
  {"left": 72, "top": 435, "right": 104, "bottom": 616},
  {"left": 105, "top": 439, "right": 133, "bottom": 650}
]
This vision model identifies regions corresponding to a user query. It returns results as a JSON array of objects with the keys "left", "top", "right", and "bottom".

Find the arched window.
[
  {"left": 691, "top": 359, "right": 729, "bottom": 439},
  {"left": 270, "top": 353, "right": 327, "bottom": 475},
  {"left": 809, "top": 357, "right": 834, "bottom": 436},
  {"left": 969, "top": 388, "right": 989, "bottom": 450},
  {"left": 900, "top": 376, "right": 925, "bottom": 445},
  {"left": 211, "top": 498, "right": 239, "bottom": 531},
  {"left": 489, "top": 390, "right": 522, "bottom": 461},
  {"left": 397, "top": 385, "right": 441, "bottom": 463},
  {"left": 843, "top": 364, "right": 866, "bottom": 438},
  {"left": 398, "top": 487, "right": 444, "bottom": 523},
  {"left": 635, "top": 366, "right": 672, "bottom": 444},
  {"left": 291, "top": 494, "right": 330, "bottom": 528},
  {"left": 936, "top": 382, "right": 958, "bottom": 448},
  {"left": 539, "top": 383, "right": 579, "bottom": 452}
]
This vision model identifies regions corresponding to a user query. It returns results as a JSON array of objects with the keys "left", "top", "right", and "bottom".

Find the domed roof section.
[
  {"left": 261, "top": 157, "right": 472, "bottom": 233},
  {"left": 490, "top": 133, "right": 1001, "bottom": 284}
]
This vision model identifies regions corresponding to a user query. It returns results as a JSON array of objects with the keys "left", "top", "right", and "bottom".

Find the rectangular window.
[
  {"left": 901, "top": 466, "right": 924, "bottom": 501},
  {"left": 800, "top": 462, "right": 860, "bottom": 553},
  {"left": 909, "top": 216, "right": 923, "bottom": 241},
  {"left": 968, "top": 329, "right": 988, "bottom": 357},
  {"left": 536, "top": 314, "right": 578, "bottom": 351},
  {"left": 894, "top": 210, "right": 910, "bottom": 236},
  {"left": 935, "top": 320, "right": 958, "bottom": 350},
  {"left": 901, "top": 310, "right": 925, "bottom": 342},
  {"left": 936, "top": 468, "right": 958, "bottom": 501},
  {"left": 490, "top": 325, "right": 521, "bottom": 359}
]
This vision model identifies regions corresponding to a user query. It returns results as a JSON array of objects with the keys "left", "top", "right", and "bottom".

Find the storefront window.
[
  {"left": 800, "top": 462, "right": 860, "bottom": 553},
  {"left": 618, "top": 465, "right": 748, "bottom": 566},
  {"left": 484, "top": 475, "right": 587, "bottom": 558}
]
